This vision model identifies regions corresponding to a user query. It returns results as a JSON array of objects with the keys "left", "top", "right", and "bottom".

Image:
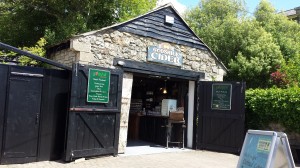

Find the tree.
[
  {"left": 117, "top": 0, "right": 157, "bottom": 22},
  {"left": 254, "top": 0, "right": 300, "bottom": 86},
  {"left": 0, "top": 0, "right": 157, "bottom": 47},
  {"left": 0, "top": 1, "right": 53, "bottom": 47},
  {"left": 184, "top": 0, "right": 284, "bottom": 88},
  {"left": 227, "top": 20, "right": 283, "bottom": 88},
  {"left": 0, "top": 38, "right": 47, "bottom": 66}
]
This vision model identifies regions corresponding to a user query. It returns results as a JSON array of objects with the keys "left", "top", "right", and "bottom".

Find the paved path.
[
  {"left": 0, "top": 150, "right": 299, "bottom": 168},
  {"left": 0, "top": 150, "right": 239, "bottom": 168}
]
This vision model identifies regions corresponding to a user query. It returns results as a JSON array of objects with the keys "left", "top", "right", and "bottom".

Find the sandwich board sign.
[{"left": 237, "top": 130, "right": 295, "bottom": 168}]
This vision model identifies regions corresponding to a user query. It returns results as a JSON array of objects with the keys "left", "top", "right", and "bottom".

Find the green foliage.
[
  {"left": 282, "top": 56, "right": 300, "bottom": 86},
  {"left": 0, "top": 50, "right": 17, "bottom": 64},
  {"left": 0, "top": 38, "right": 47, "bottom": 66},
  {"left": 254, "top": 0, "right": 300, "bottom": 87},
  {"left": 117, "top": 0, "right": 157, "bottom": 22},
  {"left": 184, "top": 0, "right": 246, "bottom": 66},
  {"left": 185, "top": 0, "right": 284, "bottom": 88},
  {"left": 246, "top": 87, "right": 300, "bottom": 133},
  {"left": 0, "top": 0, "right": 157, "bottom": 47},
  {"left": 185, "top": 0, "right": 300, "bottom": 88},
  {"left": 227, "top": 20, "right": 284, "bottom": 88},
  {"left": 0, "top": 1, "right": 52, "bottom": 46},
  {"left": 18, "top": 38, "right": 47, "bottom": 66}
]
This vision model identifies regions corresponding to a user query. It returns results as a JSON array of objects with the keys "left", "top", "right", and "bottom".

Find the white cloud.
[{"left": 156, "top": 0, "right": 187, "bottom": 15}]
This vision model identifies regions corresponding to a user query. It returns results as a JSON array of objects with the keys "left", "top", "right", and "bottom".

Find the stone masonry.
[
  {"left": 50, "top": 49, "right": 79, "bottom": 68},
  {"left": 50, "top": 29, "right": 226, "bottom": 81},
  {"left": 49, "top": 28, "right": 227, "bottom": 154}
]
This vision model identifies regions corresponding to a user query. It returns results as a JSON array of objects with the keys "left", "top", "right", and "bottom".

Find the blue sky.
[{"left": 177, "top": 0, "right": 299, "bottom": 13}]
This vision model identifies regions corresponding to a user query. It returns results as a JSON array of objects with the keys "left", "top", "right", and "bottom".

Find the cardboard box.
[{"left": 169, "top": 111, "right": 184, "bottom": 121}]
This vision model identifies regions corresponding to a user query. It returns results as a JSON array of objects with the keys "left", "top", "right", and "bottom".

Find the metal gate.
[
  {"left": 64, "top": 63, "right": 123, "bottom": 161},
  {"left": 196, "top": 81, "right": 246, "bottom": 154},
  {"left": 0, "top": 64, "right": 71, "bottom": 164}
]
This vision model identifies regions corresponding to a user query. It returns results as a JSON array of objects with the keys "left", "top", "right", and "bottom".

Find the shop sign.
[
  {"left": 87, "top": 68, "right": 110, "bottom": 103},
  {"left": 147, "top": 43, "right": 183, "bottom": 67},
  {"left": 237, "top": 130, "right": 295, "bottom": 168},
  {"left": 211, "top": 84, "right": 232, "bottom": 110}
]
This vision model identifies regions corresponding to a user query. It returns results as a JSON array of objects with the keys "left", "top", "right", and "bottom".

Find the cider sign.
[{"left": 147, "top": 43, "right": 183, "bottom": 67}]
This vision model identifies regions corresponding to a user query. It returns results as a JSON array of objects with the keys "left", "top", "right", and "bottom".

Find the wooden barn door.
[
  {"left": 197, "top": 81, "right": 246, "bottom": 154},
  {"left": 64, "top": 64, "right": 123, "bottom": 161},
  {"left": 1, "top": 67, "right": 43, "bottom": 164}
]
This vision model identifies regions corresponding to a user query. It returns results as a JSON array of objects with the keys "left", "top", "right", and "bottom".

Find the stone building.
[{"left": 48, "top": 4, "right": 227, "bottom": 156}]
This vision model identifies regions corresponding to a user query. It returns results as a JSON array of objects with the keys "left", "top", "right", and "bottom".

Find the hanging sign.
[
  {"left": 211, "top": 83, "right": 232, "bottom": 110},
  {"left": 237, "top": 130, "right": 295, "bottom": 168},
  {"left": 147, "top": 43, "right": 183, "bottom": 67},
  {"left": 87, "top": 68, "right": 110, "bottom": 103}
]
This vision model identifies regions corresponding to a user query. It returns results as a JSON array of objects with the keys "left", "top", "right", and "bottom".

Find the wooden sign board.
[
  {"left": 87, "top": 68, "right": 110, "bottom": 103},
  {"left": 211, "top": 83, "right": 232, "bottom": 110},
  {"left": 237, "top": 130, "right": 295, "bottom": 168}
]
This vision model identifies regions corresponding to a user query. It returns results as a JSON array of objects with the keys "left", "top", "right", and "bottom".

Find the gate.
[
  {"left": 0, "top": 64, "right": 71, "bottom": 164},
  {"left": 64, "top": 63, "right": 123, "bottom": 161},
  {"left": 196, "top": 81, "right": 246, "bottom": 154},
  {"left": 0, "top": 42, "right": 72, "bottom": 164}
]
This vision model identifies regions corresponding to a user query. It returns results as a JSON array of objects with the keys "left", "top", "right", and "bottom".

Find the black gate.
[
  {"left": 64, "top": 63, "right": 123, "bottom": 161},
  {"left": 196, "top": 81, "right": 246, "bottom": 154},
  {"left": 0, "top": 64, "right": 71, "bottom": 164}
]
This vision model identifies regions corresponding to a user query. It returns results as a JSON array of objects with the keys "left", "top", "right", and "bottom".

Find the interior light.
[{"left": 163, "top": 80, "right": 167, "bottom": 94}]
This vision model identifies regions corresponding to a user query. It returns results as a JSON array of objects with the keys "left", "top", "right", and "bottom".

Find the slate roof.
[{"left": 52, "top": 3, "right": 227, "bottom": 71}]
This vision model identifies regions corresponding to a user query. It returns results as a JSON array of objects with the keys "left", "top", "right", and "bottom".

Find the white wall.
[
  {"left": 118, "top": 73, "right": 133, "bottom": 153},
  {"left": 187, "top": 81, "right": 195, "bottom": 148}
]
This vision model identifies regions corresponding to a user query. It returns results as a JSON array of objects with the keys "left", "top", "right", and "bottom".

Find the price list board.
[
  {"left": 87, "top": 69, "right": 110, "bottom": 103},
  {"left": 211, "top": 84, "right": 232, "bottom": 110}
]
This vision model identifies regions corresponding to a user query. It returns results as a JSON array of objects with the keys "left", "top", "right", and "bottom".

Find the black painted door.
[
  {"left": 197, "top": 81, "right": 246, "bottom": 154},
  {"left": 2, "top": 68, "right": 43, "bottom": 163},
  {"left": 64, "top": 64, "right": 123, "bottom": 161}
]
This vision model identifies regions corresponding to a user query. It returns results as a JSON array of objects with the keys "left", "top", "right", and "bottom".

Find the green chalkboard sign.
[
  {"left": 211, "top": 84, "right": 232, "bottom": 110},
  {"left": 87, "top": 69, "right": 110, "bottom": 103}
]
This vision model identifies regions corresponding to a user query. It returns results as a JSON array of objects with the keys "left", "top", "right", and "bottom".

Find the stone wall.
[
  {"left": 48, "top": 28, "right": 227, "bottom": 154},
  {"left": 67, "top": 29, "right": 226, "bottom": 81},
  {"left": 49, "top": 48, "right": 79, "bottom": 67},
  {"left": 118, "top": 72, "right": 133, "bottom": 153}
]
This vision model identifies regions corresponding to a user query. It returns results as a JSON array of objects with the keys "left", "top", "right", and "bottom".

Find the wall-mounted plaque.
[
  {"left": 147, "top": 43, "right": 183, "bottom": 67},
  {"left": 87, "top": 69, "right": 110, "bottom": 103},
  {"left": 211, "top": 83, "right": 232, "bottom": 110}
]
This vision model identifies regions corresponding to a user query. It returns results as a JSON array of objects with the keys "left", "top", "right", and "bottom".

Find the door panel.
[
  {"left": 0, "top": 65, "right": 8, "bottom": 161},
  {"left": 3, "top": 74, "right": 42, "bottom": 160},
  {"left": 197, "top": 81, "right": 245, "bottom": 154},
  {"left": 0, "top": 64, "right": 71, "bottom": 164},
  {"left": 64, "top": 64, "right": 123, "bottom": 161}
]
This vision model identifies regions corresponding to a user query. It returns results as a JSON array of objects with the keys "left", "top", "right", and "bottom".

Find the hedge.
[{"left": 246, "top": 87, "right": 300, "bottom": 133}]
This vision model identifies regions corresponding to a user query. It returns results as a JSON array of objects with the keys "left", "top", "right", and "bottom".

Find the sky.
[{"left": 158, "top": 0, "right": 300, "bottom": 15}]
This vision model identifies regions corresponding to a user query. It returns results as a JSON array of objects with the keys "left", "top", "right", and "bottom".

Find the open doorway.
[{"left": 125, "top": 73, "right": 189, "bottom": 155}]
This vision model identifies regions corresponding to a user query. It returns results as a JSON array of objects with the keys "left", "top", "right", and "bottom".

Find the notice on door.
[
  {"left": 87, "top": 69, "right": 110, "bottom": 103},
  {"left": 211, "top": 84, "right": 232, "bottom": 110}
]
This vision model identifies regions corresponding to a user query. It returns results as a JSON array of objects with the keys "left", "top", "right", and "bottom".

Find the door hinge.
[{"left": 35, "top": 113, "right": 40, "bottom": 124}]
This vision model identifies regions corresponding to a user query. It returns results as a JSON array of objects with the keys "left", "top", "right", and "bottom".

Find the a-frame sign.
[{"left": 237, "top": 130, "right": 295, "bottom": 168}]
